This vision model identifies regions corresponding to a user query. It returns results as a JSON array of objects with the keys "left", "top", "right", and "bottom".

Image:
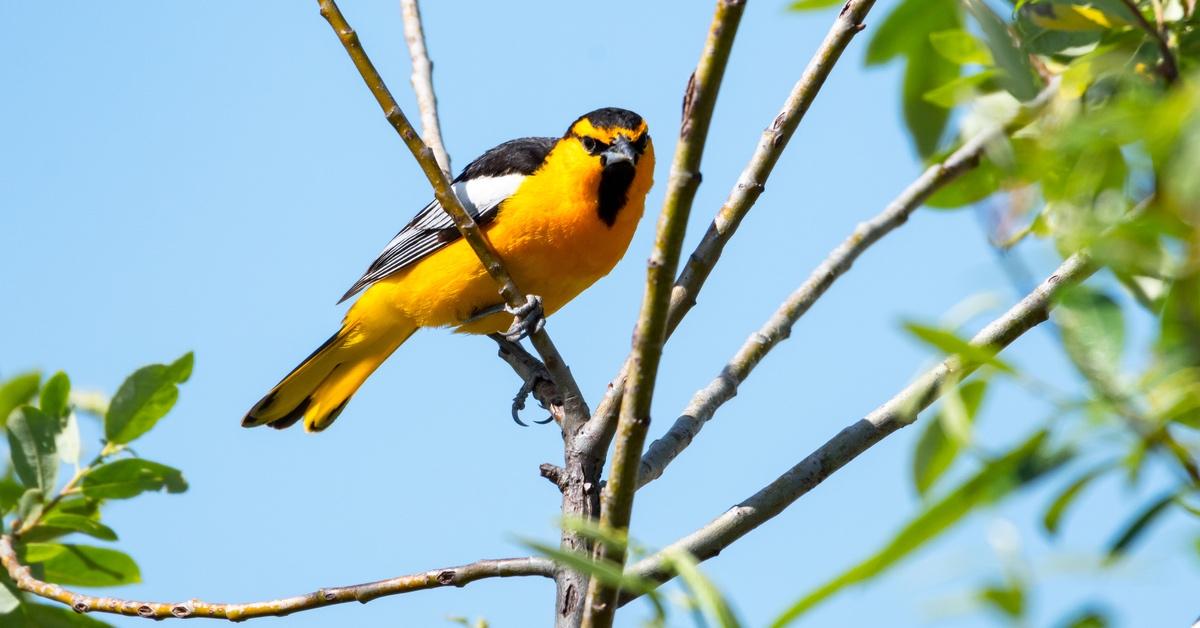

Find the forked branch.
[{"left": 623, "top": 252, "right": 1096, "bottom": 599}]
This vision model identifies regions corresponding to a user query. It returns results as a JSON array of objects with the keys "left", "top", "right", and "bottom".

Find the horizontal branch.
[
  {"left": 624, "top": 252, "right": 1096, "bottom": 598},
  {"left": 317, "top": 0, "right": 586, "bottom": 422},
  {"left": 0, "top": 535, "right": 552, "bottom": 621}
]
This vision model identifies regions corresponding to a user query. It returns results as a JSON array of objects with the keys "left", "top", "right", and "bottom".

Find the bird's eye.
[
  {"left": 580, "top": 136, "right": 606, "bottom": 156},
  {"left": 632, "top": 134, "right": 649, "bottom": 153}
]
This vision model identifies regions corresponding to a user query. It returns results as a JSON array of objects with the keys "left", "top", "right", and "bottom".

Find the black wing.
[{"left": 338, "top": 137, "right": 556, "bottom": 303}]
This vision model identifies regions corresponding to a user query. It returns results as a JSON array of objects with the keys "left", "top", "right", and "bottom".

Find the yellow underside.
[
  {"left": 245, "top": 133, "right": 654, "bottom": 431},
  {"left": 347, "top": 139, "right": 655, "bottom": 335}
]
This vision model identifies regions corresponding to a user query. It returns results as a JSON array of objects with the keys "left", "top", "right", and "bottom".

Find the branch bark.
[
  {"left": 578, "top": 1, "right": 746, "bottom": 624},
  {"left": 399, "top": 0, "right": 451, "bottom": 175},
  {"left": 0, "top": 535, "right": 551, "bottom": 621},
  {"left": 581, "top": 0, "right": 879, "bottom": 458},
  {"left": 622, "top": 252, "right": 1096, "bottom": 600},
  {"left": 635, "top": 81, "right": 1061, "bottom": 489}
]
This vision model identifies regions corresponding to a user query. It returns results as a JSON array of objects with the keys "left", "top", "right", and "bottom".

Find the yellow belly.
[{"left": 345, "top": 145, "right": 654, "bottom": 335}]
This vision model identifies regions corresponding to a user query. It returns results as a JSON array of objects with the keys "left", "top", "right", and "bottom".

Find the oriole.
[{"left": 243, "top": 107, "right": 654, "bottom": 432}]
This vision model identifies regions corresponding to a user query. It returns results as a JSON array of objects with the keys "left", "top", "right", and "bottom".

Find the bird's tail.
[{"left": 243, "top": 318, "right": 416, "bottom": 432}]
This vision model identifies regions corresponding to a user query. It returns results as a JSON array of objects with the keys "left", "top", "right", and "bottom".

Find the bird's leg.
[
  {"left": 502, "top": 294, "right": 545, "bottom": 342},
  {"left": 490, "top": 333, "right": 560, "bottom": 426}
]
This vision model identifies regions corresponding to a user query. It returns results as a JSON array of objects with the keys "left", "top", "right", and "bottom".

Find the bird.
[{"left": 243, "top": 107, "right": 654, "bottom": 432}]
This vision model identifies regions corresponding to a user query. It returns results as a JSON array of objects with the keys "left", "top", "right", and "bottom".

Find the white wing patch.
[
  {"left": 454, "top": 174, "right": 525, "bottom": 215},
  {"left": 339, "top": 174, "right": 526, "bottom": 302}
]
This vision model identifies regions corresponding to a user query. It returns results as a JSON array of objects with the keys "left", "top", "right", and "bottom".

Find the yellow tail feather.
[{"left": 243, "top": 319, "right": 415, "bottom": 432}]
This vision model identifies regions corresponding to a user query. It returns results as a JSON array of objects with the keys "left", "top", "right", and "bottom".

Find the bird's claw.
[
  {"left": 511, "top": 375, "right": 555, "bottom": 427},
  {"left": 502, "top": 295, "right": 545, "bottom": 342}
]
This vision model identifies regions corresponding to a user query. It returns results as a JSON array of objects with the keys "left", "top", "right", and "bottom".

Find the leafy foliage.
[
  {"left": 0, "top": 356, "right": 191, "bottom": 625},
  {"left": 778, "top": 0, "right": 1200, "bottom": 622}
]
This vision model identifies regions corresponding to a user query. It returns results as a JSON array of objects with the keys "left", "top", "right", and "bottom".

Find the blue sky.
[{"left": 1, "top": 1, "right": 1195, "bottom": 626}]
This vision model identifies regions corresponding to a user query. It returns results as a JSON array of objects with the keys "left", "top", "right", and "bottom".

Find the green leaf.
[
  {"left": 51, "top": 496, "right": 101, "bottom": 519},
  {"left": 165, "top": 352, "right": 194, "bottom": 384},
  {"left": 0, "top": 372, "right": 40, "bottom": 428},
  {"left": 929, "top": 29, "right": 994, "bottom": 65},
  {"left": 16, "top": 488, "right": 44, "bottom": 525},
  {"left": 772, "top": 431, "right": 1066, "bottom": 626},
  {"left": 925, "top": 152, "right": 1002, "bottom": 208},
  {"left": 17, "top": 543, "right": 140, "bottom": 587},
  {"left": 904, "top": 35, "right": 961, "bottom": 157},
  {"left": 1043, "top": 464, "right": 1110, "bottom": 535},
  {"left": 965, "top": 0, "right": 1041, "bottom": 101},
  {"left": 1058, "top": 608, "right": 1112, "bottom": 628},
  {"left": 81, "top": 459, "right": 188, "bottom": 500},
  {"left": 6, "top": 406, "right": 60, "bottom": 495},
  {"left": 924, "top": 71, "right": 999, "bottom": 109},
  {"left": 978, "top": 582, "right": 1025, "bottom": 618},
  {"left": 913, "top": 380, "right": 988, "bottom": 496},
  {"left": 23, "top": 514, "right": 118, "bottom": 543},
  {"left": 1056, "top": 287, "right": 1126, "bottom": 388},
  {"left": 0, "top": 476, "right": 24, "bottom": 516},
  {"left": 787, "top": 0, "right": 844, "bottom": 10},
  {"left": 902, "top": 322, "right": 1017, "bottom": 373},
  {"left": 521, "top": 539, "right": 657, "bottom": 596},
  {"left": 0, "top": 573, "right": 19, "bottom": 616},
  {"left": 104, "top": 353, "right": 192, "bottom": 445},
  {"left": 38, "top": 372, "right": 70, "bottom": 420},
  {"left": 1105, "top": 492, "right": 1177, "bottom": 562},
  {"left": 558, "top": 517, "right": 628, "bottom": 555},
  {"left": 664, "top": 548, "right": 742, "bottom": 628}
]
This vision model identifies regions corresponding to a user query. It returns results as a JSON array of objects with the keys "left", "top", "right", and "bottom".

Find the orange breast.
[{"left": 348, "top": 140, "right": 655, "bottom": 335}]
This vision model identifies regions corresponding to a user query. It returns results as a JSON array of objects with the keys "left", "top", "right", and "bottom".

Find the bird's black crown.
[{"left": 574, "top": 107, "right": 644, "bottom": 132}]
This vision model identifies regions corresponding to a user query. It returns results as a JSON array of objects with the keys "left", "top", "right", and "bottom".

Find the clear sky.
[{"left": 1, "top": 1, "right": 1195, "bottom": 626}]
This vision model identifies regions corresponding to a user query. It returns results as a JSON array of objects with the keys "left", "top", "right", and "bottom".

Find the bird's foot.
[
  {"left": 502, "top": 295, "right": 545, "bottom": 342},
  {"left": 510, "top": 375, "right": 556, "bottom": 427}
]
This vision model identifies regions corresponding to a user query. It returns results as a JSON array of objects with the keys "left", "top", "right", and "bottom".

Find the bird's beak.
[{"left": 601, "top": 136, "right": 639, "bottom": 168}]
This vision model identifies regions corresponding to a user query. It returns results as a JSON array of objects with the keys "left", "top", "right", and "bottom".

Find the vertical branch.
[
  {"left": 400, "top": 0, "right": 451, "bottom": 175},
  {"left": 578, "top": 1, "right": 746, "bottom": 625},
  {"left": 581, "top": 0, "right": 878, "bottom": 455},
  {"left": 316, "top": 0, "right": 585, "bottom": 417}
]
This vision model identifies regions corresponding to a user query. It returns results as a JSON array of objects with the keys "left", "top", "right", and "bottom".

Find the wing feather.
[{"left": 338, "top": 136, "right": 556, "bottom": 304}]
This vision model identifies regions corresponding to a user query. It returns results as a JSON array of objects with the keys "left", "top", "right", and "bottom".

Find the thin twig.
[
  {"left": 316, "top": 0, "right": 586, "bottom": 422},
  {"left": 1119, "top": 0, "right": 1179, "bottom": 84},
  {"left": 0, "top": 535, "right": 552, "bottom": 621},
  {"left": 635, "top": 82, "right": 1061, "bottom": 489},
  {"left": 579, "top": 1, "right": 746, "bottom": 624},
  {"left": 399, "top": 0, "right": 451, "bottom": 175},
  {"left": 622, "top": 252, "right": 1097, "bottom": 600},
  {"left": 580, "top": 0, "right": 878, "bottom": 459}
]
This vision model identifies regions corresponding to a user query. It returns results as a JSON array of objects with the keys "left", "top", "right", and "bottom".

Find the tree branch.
[
  {"left": 621, "top": 252, "right": 1097, "bottom": 599},
  {"left": 0, "top": 535, "right": 552, "bottom": 621},
  {"left": 581, "top": 0, "right": 878, "bottom": 458},
  {"left": 579, "top": 1, "right": 746, "bottom": 624},
  {"left": 635, "top": 81, "right": 1061, "bottom": 489},
  {"left": 1119, "top": 0, "right": 1178, "bottom": 84},
  {"left": 399, "top": 0, "right": 451, "bottom": 175},
  {"left": 316, "top": 0, "right": 586, "bottom": 422}
]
